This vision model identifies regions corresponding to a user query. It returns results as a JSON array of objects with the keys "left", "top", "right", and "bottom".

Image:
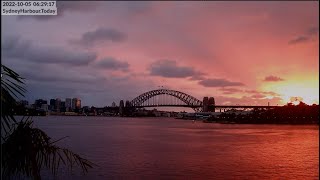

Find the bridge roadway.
[{"left": 133, "top": 105, "right": 280, "bottom": 109}]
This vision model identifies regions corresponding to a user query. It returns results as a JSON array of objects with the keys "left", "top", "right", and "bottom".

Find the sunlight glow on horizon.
[{"left": 262, "top": 77, "right": 319, "bottom": 105}]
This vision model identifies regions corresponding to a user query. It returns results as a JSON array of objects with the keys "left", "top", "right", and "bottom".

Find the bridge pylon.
[
  {"left": 203, "top": 97, "right": 209, "bottom": 112},
  {"left": 208, "top": 97, "right": 215, "bottom": 112}
]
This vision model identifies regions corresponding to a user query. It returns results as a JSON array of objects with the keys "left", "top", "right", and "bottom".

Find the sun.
[
  {"left": 277, "top": 85, "right": 319, "bottom": 105},
  {"left": 261, "top": 77, "right": 319, "bottom": 105}
]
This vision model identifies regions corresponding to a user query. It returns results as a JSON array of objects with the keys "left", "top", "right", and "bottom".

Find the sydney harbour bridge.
[{"left": 117, "top": 88, "right": 278, "bottom": 113}]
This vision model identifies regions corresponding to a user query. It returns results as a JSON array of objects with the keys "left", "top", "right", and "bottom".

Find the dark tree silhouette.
[{"left": 1, "top": 65, "right": 95, "bottom": 179}]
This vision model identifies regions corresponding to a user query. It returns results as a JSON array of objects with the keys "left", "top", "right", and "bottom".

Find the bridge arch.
[{"left": 130, "top": 89, "right": 203, "bottom": 112}]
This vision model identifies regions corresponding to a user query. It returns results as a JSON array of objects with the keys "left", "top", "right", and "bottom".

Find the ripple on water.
[{"left": 30, "top": 116, "right": 319, "bottom": 180}]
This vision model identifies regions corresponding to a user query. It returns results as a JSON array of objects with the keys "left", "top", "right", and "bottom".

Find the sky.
[{"left": 2, "top": 1, "right": 319, "bottom": 107}]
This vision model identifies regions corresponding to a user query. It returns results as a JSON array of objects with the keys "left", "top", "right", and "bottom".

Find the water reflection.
[{"left": 32, "top": 116, "right": 319, "bottom": 179}]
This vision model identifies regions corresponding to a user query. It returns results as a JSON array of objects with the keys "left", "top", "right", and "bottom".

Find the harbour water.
[{"left": 30, "top": 116, "right": 318, "bottom": 179}]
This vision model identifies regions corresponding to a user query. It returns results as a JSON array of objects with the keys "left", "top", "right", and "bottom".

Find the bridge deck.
[{"left": 134, "top": 105, "right": 280, "bottom": 108}]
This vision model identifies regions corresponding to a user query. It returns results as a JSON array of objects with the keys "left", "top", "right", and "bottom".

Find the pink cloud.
[
  {"left": 263, "top": 76, "right": 284, "bottom": 82},
  {"left": 2, "top": 1, "right": 318, "bottom": 106}
]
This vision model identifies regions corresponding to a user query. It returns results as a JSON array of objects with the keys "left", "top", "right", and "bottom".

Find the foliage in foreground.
[
  {"left": 1, "top": 65, "right": 26, "bottom": 134},
  {"left": 1, "top": 65, "right": 95, "bottom": 179}
]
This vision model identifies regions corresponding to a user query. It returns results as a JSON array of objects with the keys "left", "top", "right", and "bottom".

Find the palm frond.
[
  {"left": 1, "top": 65, "right": 95, "bottom": 180},
  {"left": 2, "top": 119, "right": 96, "bottom": 179},
  {"left": 1, "top": 65, "right": 25, "bottom": 84},
  {"left": 1, "top": 65, "right": 26, "bottom": 97},
  {"left": 1, "top": 64, "right": 26, "bottom": 133},
  {"left": 1, "top": 65, "right": 95, "bottom": 179},
  {"left": 1, "top": 86, "right": 18, "bottom": 133}
]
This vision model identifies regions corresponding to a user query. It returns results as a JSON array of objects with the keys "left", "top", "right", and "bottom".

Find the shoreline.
[{"left": 16, "top": 115, "right": 319, "bottom": 125}]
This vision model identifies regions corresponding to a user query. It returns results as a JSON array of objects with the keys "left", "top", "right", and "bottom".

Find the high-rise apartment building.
[
  {"left": 35, "top": 99, "right": 47, "bottom": 109},
  {"left": 72, "top": 98, "right": 81, "bottom": 110},
  {"left": 65, "top": 98, "right": 72, "bottom": 111},
  {"left": 76, "top": 99, "right": 81, "bottom": 109},
  {"left": 60, "top": 101, "right": 66, "bottom": 112},
  {"left": 55, "top": 98, "right": 61, "bottom": 112},
  {"left": 72, "top": 98, "right": 77, "bottom": 110},
  {"left": 50, "top": 99, "right": 56, "bottom": 111},
  {"left": 112, "top": 102, "right": 116, "bottom": 107},
  {"left": 41, "top": 104, "right": 48, "bottom": 112}
]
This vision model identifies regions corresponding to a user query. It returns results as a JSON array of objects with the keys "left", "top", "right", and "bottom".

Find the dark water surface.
[{"left": 31, "top": 116, "right": 318, "bottom": 179}]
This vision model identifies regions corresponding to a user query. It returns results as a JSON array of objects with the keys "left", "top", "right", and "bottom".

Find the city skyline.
[{"left": 2, "top": 1, "right": 319, "bottom": 107}]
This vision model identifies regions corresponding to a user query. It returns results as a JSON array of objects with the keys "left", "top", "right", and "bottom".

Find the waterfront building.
[
  {"left": 20, "top": 100, "right": 29, "bottom": 106},
  {"left": 48, "top": 105, "right": 53, "bottom": 111},
  {"left": 119, "top": 100, "right": 124, "bottom": 116},
  {"left": 60, "top": 101, "right": 66, "bottom": 112},
  {"left": 76, "top": 99, "right": 81, "bottom": 109},
  {"left": 35, "top": 99, "right": 47, "bottom": 109},
  {"left": 82, "top": 106, "right": 90, "bottom": 113},
  {"left": 65, "top": 98, "right": 72, "bottom": 111},
  {"left": 30, "top": 104, "right": 36, "bottom": 109},
  {"left": 40, "top": 104, "right": 48, "bottom": 112},
  {"left": 55, "top": 98, "right": 61, "bottom": 112},
  {"left": 112, "top": 102, "right": 116, "bottom": 107},
  {"left": 72, "top": 98, "right": 81, "bottom": 110},
  {"left": 72, "top": 98, "right": 77, "bottom": 110},
  {"left": 25, "top": 104, "right": 34, "bottom": 109},
  {"left": 50, "top": 99, "right": 56, "bottom": 111},
  {"left": 90, "top": 106, "right": 97, "bottom": 116},
  {"left": 125, "top": 100, "right": 131, "bottom": 107}
]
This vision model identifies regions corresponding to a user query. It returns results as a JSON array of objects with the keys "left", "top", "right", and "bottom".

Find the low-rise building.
[{"left": 40, "top": 104, "right": 48, "bottom": 112}]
